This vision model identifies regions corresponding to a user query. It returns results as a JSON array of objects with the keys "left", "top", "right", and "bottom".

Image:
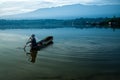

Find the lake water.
[{"left": 0, "top": 28, "right": 120, "bottom": 80}]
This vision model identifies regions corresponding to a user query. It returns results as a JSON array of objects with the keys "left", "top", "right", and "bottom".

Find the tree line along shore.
[{"left": 0, "top": 17, "right": 120, "bottom": 29}]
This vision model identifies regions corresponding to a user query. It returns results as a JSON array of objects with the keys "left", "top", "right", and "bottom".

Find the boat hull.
[{"left": 37, "top": 36, "right": 53, "bottom": 50}]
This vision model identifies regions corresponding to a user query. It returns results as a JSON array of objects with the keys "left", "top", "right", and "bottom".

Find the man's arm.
[{"left": 26, "top": 37, "right": 32, "bottom": 45}]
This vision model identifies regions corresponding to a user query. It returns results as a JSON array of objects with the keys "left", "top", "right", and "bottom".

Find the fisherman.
[{"left": 26, "top": 34, "right": 37, "bottom": 50}]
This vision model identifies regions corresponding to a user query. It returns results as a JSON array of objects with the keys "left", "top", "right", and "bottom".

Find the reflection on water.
[
  {"left": 0, "top": 28, "right": 120, "bottom": 80},
  {"left": 26, "top": 50, "right": 38, "bottom": 63}
]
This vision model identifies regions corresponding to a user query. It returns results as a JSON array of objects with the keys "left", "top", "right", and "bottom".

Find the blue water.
[{"left": 0, "top": 28, "right": 120, "bottom": 80}]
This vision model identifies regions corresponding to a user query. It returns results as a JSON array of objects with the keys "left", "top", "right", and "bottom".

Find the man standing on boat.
[
  {"left": 24, "top": 34, "right": 38, "bottom": 63},
  {"left": 26, "top": 34, "right": 37, "bottom": 50}
]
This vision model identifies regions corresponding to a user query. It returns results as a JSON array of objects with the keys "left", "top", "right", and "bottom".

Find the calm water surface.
[{"left": 0, "top": 28, "right": 120, "bottom": 80}]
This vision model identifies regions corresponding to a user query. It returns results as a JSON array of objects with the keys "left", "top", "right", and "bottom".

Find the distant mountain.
[{"left": 1, "top": 4, "right": 120, "bottom": 19}]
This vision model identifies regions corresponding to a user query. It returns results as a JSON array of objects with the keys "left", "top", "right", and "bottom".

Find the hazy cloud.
[{"left": 0, "top": 0, "right": 120, "bottom": 16}]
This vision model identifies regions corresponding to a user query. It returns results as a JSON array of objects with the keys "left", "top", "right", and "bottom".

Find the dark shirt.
[{"left": 31, "top": 37, "right": 37, "bottom": 49}]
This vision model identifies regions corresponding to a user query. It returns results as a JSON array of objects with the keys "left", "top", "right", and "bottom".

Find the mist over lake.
[{"left": 0, "top": 27, "right": 120, "bottom": 80}]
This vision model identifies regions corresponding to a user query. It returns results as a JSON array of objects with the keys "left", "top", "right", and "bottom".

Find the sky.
[{"left": 0, "top": 0, "right": 120, "bottom": 16}]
